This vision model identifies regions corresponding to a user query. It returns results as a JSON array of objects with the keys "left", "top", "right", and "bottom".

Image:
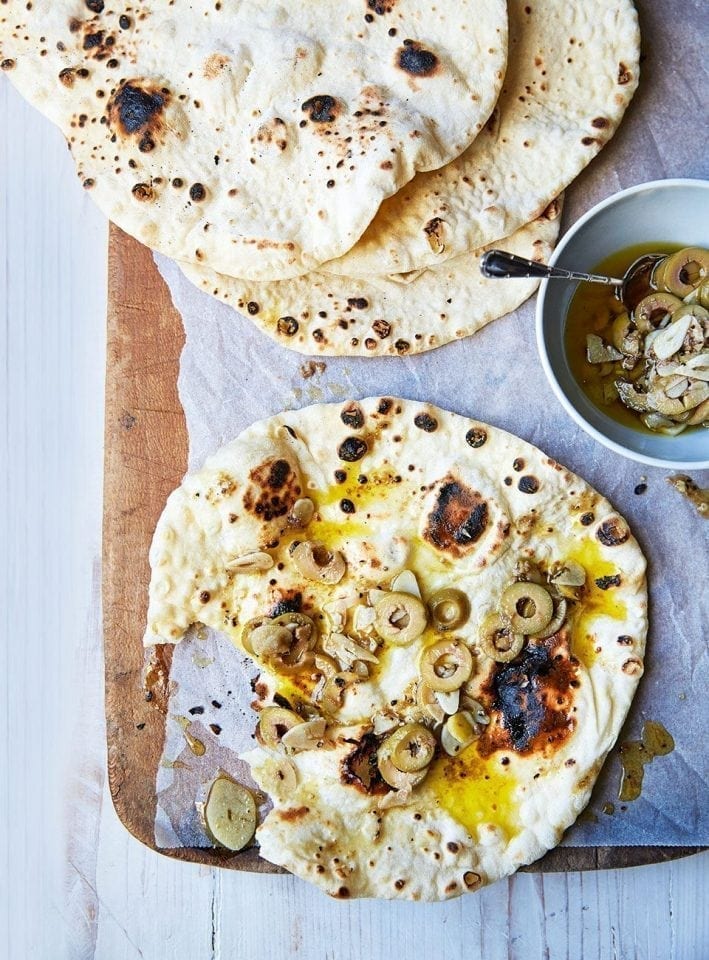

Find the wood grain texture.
[{"left": 102, "top": 226, "right": 704, "bottom": 877}]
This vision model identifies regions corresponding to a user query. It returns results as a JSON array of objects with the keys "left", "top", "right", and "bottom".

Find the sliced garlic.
[
  {"left": 225, "top": 551, "right": 274, "bottom": 573},
  {"left": 390, "top": 569, "right": 422, "bottom": 599},
  {"left": 434, "top": 689, "right": 460, "bottom": 716},
  {"left": 281, "top": 718, "right": 328, "bottom": 753}
]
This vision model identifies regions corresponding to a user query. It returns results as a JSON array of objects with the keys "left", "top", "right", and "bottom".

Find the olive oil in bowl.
[{"left": 564, "top": 243, "right": 683, "bottom": 435}]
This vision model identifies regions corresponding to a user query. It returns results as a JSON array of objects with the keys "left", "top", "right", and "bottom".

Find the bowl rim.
[{"left": 535, "top": 178, "right": 709, "bottom": 470}]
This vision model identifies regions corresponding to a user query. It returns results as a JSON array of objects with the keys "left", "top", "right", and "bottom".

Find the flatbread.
[
  {"left": 145, "top": 399, "right": 647, "bottom": 900},
  {"left": 324, "top": 0, "right": 640, "bottom": 278},
  {"left": 0, "top": 1, "right": 508, "bottom": 281},
  {"left": 179, "top": 198, "right": 562, "bottom": 356}
]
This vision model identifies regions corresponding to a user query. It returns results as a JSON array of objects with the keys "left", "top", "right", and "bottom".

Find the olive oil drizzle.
[{"left": 618, "top": 720, "right": 674, "bottom": 802}]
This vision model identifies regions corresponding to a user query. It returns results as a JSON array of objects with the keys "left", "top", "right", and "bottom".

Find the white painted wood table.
[{"left": 1, "top": 80, "right": 707, "bottom": 960}]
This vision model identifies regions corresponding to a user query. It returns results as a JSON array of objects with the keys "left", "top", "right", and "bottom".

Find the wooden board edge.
[{"left": 102, "top": 227, "right": 706, "bottom": 874}]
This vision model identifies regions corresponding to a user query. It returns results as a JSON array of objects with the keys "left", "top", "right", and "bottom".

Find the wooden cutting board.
[{"left": 102, "top": 223, "right": 702, "bottom": 874}]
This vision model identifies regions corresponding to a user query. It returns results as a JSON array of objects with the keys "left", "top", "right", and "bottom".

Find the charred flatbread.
[
  {"left": 145, "top": 399, "right": 647, "bottom": 900},
  {"left": 0, "top": 0, "right": 507, "bottom": 280}
]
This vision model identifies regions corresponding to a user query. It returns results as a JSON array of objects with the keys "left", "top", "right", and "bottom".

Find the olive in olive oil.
[{"left": 564, "top": 243, "right": 683, "bottom": 434}]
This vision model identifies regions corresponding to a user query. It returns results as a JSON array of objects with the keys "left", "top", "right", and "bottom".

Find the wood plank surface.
[{"left": 102, "top": 225, "right": 703, "bottom": 876}]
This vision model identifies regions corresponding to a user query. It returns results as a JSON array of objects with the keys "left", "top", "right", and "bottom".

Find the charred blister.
[
  {"left": 424, "top": 478, "right": 489, "bottom": 557},
  {"left": 341, "top": 733, "right": 387, "bottom": 795},
  {"left": 465, "top": 427, "right": 487, "bottom": 449},
  {"left": 244, "top": 458, "right": 300, "bottom": 522},
  {"left": 347, "top": 297, "right": 369, "bottom": 310},
  {"left": 301, "top": 95, "right": 340, "bottom": 124},
  {"left": 366, "top": 0, "right": 398, "bottom": 14},
  {"left": 414, "top": 412, "right": 438, "bottom": 432},
  {"left": 397, "top": 40, "right": 440, "bottom": 78},
  {"left": 372, "top": 319, "right": 391, "bottom": 340},
  {"left": 595, "top": 574, "right": 621, "bottom": 590},
  {"left": 108, "top": 79, "right": 168, "bottom": 141},
  {"left": 340, "top": 403, "right": 365, "bottom": 430},
  {"left": 424, "top": 217, "right": 445, "bottom": 254},
  {"left": 269, "top": 592, "right": 303, "bottom": 618},
  {"left": 338, "top": 437, "right": 368, "bottom": 462},
  {"left": 518, "top": 476, "right": 540, "bottom": 494},
  {"left": 618, "top": 62, "right": 633, "bottom": 85},
  {"left": 277, "top": 316, "right": 299, "bottom": 337},
  {"left": 596, "top": 516, "right": 630, "bottom": 547},
  {"left": 481, "top": 636, "right": 578, "bottom": 755}
]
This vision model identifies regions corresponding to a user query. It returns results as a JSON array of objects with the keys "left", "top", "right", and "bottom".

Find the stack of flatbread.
[{"left": 1, "top": 0, "right": 640, "bottom": 354}]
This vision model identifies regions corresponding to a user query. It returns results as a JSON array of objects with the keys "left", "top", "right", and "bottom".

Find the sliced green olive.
[
  {"left": 478, "top": 612, "right": 524, "bottom": 663},
  {"left": 660, "top": 247, "right": 709, "bottom": 298},
  {"left": 200, "top": 776, "right": 256, "bottom": 852},
  {"left": 634, "top": 292, "right": 683, "bottom": 333},
  {"left": 373, "top": 591, "right": 428, "bottom": 645},
  {"left": 256, "top": 706, "right": 303, "bottom": 749},
  {"left": 499, "top": 582, "right": 554, "bottom": 634},
  {"left": 389, "top": 722, "right": 437, "bottom": 773},
  {"left": 377, "top": 730, "right": 430, "bottom": 789},
  {"left": 428, "top": 588, "right": 471, "bottom": 632},
  {"left": 610, "top": 312, "right": 632, "bottom": 352},
  {"left": 419, "top": 638, "right": 473, "bottom": 692}
]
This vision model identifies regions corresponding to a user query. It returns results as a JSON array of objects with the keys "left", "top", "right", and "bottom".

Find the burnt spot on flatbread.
[
  {"left": 277, "top": 316, "right": 299, "bottom": 337},
  {"left": 423, "top": 217, "right": 445, "bottom": 253},
  {"left": 342, "top": 733, "right": 388, "bottom": 795},
  {"left": 465, "top": 427, "right": 487, "bottom": 449},
  {"left": 397, "top": 41, "right": 440, "bottom": 78},
  {"left": 269, "top": 592, "right": 303, "bottom": 618},
  {"left": 580, "top": 511, "right": 595, "bottom": 526},
  {"left": 1, "top": 60, "right": 16, "bottom": 71},
  {"left": 366, "top": 0, "right": 398, "bottom": 14},
  {"left": 414, "top": 412, "right": 438, "bottom": 432},
  {"left": 372, "top": 319, "right": 391, "bottom": 340},
  {"left": 478, "top": 630, "right": 578, "bottom": 757},
  {"left": 618, "top": 62, "right": 633, "bottom": 85},
  {"left": 518, "top": 475, "right": 540, "bottom": 494},
  {"left": 243, "top": 458, "right": 301, "bottom": 522},
  {"left": 595, "top": 574, "right": 621, "bottom": 590},
  {"left": 423, "top": 477, "right": 490, "bottom": 558},
  {"left": 377, "top": 398, "right": 393, "bottom": 415},
  {"left": 338, "top": 437, "right": 368, "bottom": 462},
  {"left": 596, "top": 516, "right": 630, "bottom": 547},
  {"left": 108, "top": 80, "right": 169, "bottom": 144},
  {"left": 301, "top": 95, "right": 340, "bottom": 123},
  {"left": 340, "top": 403, "right": 365, "bottom": 429}
]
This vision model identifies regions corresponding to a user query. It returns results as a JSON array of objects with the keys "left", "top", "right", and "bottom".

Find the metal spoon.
[{"left": 479, "top": 249, "right": 664, "bottom": 309}]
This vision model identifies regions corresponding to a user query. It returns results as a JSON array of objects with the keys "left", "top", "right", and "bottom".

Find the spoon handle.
[{"left": 480, "top": 249, "right": 624, "bottom": 286}]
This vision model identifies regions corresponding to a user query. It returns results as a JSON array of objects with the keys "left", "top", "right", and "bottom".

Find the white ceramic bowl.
[{"left": 536, "top": 179, "right": 709, "bottom": 469}]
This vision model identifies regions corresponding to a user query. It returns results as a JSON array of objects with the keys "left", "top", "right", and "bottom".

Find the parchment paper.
[{"left": 154, "top": 0, "right": 709, "bottom": 850}]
